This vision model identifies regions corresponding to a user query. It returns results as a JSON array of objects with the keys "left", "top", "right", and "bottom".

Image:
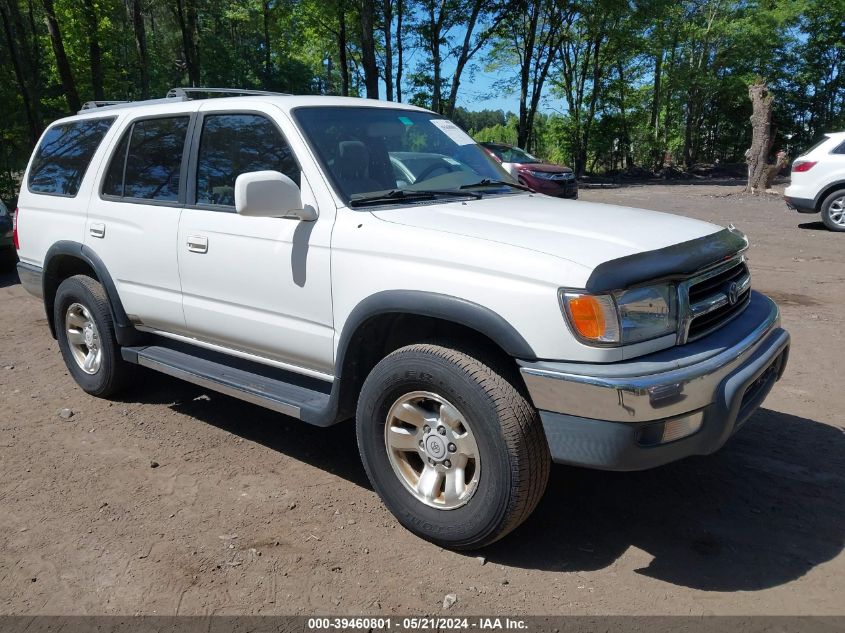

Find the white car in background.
[{"left": 784, "top": 132, "right": 845, "bottom": 231}]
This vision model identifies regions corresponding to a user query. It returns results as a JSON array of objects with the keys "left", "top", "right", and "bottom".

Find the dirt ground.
[{"left": 0, "top": 182, "right": 842, "bottom": 617}]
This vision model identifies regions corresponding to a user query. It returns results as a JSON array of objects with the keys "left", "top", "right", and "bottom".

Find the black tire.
[
  {"left": 820, "top": 189, "right": 845, "bottom": 232},
  {"left": 356, "top": 343, "right": 550, "bottom": 550},
  {"left": 54, "top": 275, "right": 134, "bottom": 397}
]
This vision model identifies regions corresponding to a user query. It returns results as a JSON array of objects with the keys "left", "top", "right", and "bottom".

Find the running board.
[{"left": 121, "top": 344, "right": 333, "bottom": 420}]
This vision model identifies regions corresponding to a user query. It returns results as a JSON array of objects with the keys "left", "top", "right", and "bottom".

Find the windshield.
[
  {"left": 294, "top": 107, "right": 518, "bottom": 204},
  {"left": 486, "top": 144, "right": 542, "bottom": 164}
]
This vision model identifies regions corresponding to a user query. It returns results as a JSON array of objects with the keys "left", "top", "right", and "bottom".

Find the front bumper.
[{"left": 520, "top": 291, "right": 789, "bottom": 470}]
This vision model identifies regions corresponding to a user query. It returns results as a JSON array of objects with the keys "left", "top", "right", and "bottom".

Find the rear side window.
[
  {"left": 102, "top": 116, "right": 190, "bottom": 202},
  {"left": 28, "top": 117, "right": 115, "bottom": 197},
  {"left": 833, "top": 141, "right": 845, "bottom": 155},
  {"left": 195, "top": 113, "right": 300, "bottom": 207}
]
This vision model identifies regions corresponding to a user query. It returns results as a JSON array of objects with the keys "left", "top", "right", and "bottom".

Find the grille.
[{"left": 685, "top": 259, "right": 751, "bottom": 341}]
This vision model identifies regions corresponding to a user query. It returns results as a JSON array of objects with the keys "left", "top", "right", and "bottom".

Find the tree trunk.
[
  {"left": 745, "top": 79, "right": 776, "bottom": 194},
  {"left": 262, "top": 0, "right": 272, "bottom": 88},
  {"left": 578, "top": 35, "right": 603, "bottom": 177},
  {"left": 445, "top": 0, "right": 485, "bottom": 118},
  {"left": 41, "top": 0, "right": 81, "bottom": 112},
  {"left": 649, "top": 49, "right": 662, "bottom": 169},
  {"left": 360, "top": 0, "right": 379, "bottom": 99},
  {"left": 82, "top": 0, "right": 104, "bottom": 100},
  {"left": 337, "top": 5, "right": 349, "bottom": 96},
  {"left": 427, "top": 0, "right": 446, "bottom": 113},
  {"left": 383, "top": 0, "right": 393, "bottom": 101},
  {"left": 516, "top": 0, "right": 540, "bottom": 149},
  {"left": 125, "top": 0, "right": 149, "bottom": 98},
  {"left": 0, "top": 0, "right": 41, "bottom": 143},
  {"left": 395, "top": 0, "right": 403, "bottom": 102},
  {"left": 174, "top": 0, "right": 200, "bottom": 86}
]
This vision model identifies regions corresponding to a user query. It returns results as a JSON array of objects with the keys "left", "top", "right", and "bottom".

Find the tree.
[
  {"left": 173, "top": 0, "right": 200, "bottom": 86},
  {"left": 41, "top": 0, "right": 81, "bottom": 112},
  {"left": 0, "top": 0, "right": 42, "bottom": 143},
  {"left": 444, "top": 0, "right": 507, "bottom": 118},
  {"left": 493, "top": 0, "right": 566, "bottom": 150},
  {"left": 82, "top": 0, "right": 103, "bottom": 100},
  {"left": 360, "top": 0, "right": 379, "bottom": 98},
  {"left": 125, "top": 0, "right": 150, "bottom": 98}
]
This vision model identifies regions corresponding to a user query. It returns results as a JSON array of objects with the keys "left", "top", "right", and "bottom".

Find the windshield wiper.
[
  {"left": 349, "top": 188, "right": 482, "bottom": 207},
  {"left": 459, "top": 178, "right": 533, "bottom": 192}
]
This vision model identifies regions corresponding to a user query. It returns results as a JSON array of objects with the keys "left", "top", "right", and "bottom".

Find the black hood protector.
[{"left": 585, "top": 227, "right": 748, "bottom": 293}]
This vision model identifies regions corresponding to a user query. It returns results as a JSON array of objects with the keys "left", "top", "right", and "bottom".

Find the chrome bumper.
[
  {"left": 520, "top": 291, "right": 787, "bottom": 424},
  {"left": 520, "top": 292, "right": 789, "bottom": 469}
]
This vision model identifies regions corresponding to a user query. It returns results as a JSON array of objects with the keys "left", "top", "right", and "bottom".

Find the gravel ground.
[{"left": 0, "top": 182, "right": 842, "bottom": 616}]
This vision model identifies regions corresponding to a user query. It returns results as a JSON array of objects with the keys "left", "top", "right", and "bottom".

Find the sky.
[{"left": 389, "top": 23, "right": 566, "bottom": 115}]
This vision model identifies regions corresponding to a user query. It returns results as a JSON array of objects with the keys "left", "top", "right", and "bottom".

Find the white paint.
[{"left": 17, "top": 95, "right": 732, "bottom": 378}]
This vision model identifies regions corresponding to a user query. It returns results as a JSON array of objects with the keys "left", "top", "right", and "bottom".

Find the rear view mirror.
[{"left": 234, "top": 171, "right": 317, "bottom": 221}]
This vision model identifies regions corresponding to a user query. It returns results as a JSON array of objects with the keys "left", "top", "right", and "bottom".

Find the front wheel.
[
  {"left": 821, "top": 189, "right": 845, "bottom": 232},
  {"left": 356, "top": 344, "right": 550, "bottom": 550}
]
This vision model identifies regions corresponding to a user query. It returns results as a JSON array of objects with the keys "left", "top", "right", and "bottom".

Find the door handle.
[
  {"left": 186, "top": 235, "right": 208, "bottom": 253},
  {"left": 89, "top": 223, "right": 105, "bottom": 238}
]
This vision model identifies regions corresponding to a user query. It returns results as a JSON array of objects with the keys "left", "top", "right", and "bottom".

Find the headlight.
[
  {"left": 560, "top": 284, "right": 678, "bottom": 346},
  {"left": 614, "top": 284, "right": 678, "bottom": 344},
  {"left": 527, "top": 170, "right": 574, "bottom": 180},
  {"left": 527, "top": 170, "right": 555, "bottom": 180}
]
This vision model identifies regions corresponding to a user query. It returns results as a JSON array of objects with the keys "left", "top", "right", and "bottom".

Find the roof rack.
[
  {"left": 77, "top": 87, "right": 292, "bottom": 115},
  {"left": 165, "top": 87, "right": 292, "bottom": 99},
  {"left": 80, "top": 100, "right": 130, "bottom": 110}
]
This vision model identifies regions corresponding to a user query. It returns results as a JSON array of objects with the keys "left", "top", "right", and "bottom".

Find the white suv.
[
  {"left": 14, "top": 89, "right": 790, "bottom": 549},
  {"left": 784, "top": 131, "right": 845, "bottom": 231}
]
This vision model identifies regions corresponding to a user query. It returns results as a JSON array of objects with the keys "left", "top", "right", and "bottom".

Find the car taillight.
[
  {"left": 792, "top": 161, "right": 817, "bottom": 172},
  {"left": 12, "top": 207, "right": 19, "bottom": 250}
]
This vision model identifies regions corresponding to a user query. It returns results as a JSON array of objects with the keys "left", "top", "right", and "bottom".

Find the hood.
[
  {"left": 516, "top": 162, "right": 572, "bottom": 173},
  {"left": 370, "top": 193, "right": 724, "bottom": 272}
]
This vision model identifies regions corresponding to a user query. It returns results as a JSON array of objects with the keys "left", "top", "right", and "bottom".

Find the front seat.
[{"left": 336, "top": 140, "right": 387, "bottom": 196}]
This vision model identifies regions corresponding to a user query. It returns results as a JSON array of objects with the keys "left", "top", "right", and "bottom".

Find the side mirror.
[{"left": 234, "top": 170, "right": 317, "bottom": 221}]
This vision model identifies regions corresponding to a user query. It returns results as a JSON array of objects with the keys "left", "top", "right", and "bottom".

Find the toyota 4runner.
[{"left": 15, "top": 89, "right": 790, "bottom": 549}]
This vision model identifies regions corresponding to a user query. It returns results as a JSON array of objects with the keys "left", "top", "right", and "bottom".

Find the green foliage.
[{"left": 0, "top": 0, "right": 842, "bottom": 200}]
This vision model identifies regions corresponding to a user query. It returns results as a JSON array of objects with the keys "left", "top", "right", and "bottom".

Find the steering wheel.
[{"left": 415, "top": 161, "right": 456, "bottom": 183}]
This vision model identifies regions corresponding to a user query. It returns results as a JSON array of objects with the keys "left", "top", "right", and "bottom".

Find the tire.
[
  {"left": 820, "top": 189, "right": 845, "bottom": 232},
  {"left": 54, "top": 275, "right": 134, "bottom": 397},
  {"left": 356, "top": 343, "right": 550, "bottom": 550}
]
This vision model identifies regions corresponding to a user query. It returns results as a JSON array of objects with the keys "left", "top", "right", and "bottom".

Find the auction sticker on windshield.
[{"left": 430, "top": 119, "right": 475, "bottom": 145}]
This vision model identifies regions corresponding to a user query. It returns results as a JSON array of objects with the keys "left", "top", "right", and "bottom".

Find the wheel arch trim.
[
  {"left": 335, "top": 290, "right": 537, "bottom": 377},
  {"left": 42, "top": 240, "right": 138, "bottom": 344}
]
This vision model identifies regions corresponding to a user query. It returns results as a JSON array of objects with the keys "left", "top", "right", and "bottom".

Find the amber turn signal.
[
  {"left": 567, "top": 295, "right": 606, "bottom": 339},
  {"left": 561, "top": 292, "right": 620, "bottom": 344}
]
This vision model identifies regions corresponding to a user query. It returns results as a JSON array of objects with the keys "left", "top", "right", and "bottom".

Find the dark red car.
[{"left": 481, "top": 142, "right": 578, "bottom": 199}]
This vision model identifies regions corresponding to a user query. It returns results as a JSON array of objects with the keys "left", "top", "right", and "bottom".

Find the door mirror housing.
[{"left": 234, "top": 171, "right": 317, "bottom": 221}]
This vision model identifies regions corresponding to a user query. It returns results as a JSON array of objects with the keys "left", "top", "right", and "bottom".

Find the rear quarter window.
[{"left": 28, "top": 117, "right": 115, "bottom": 197}]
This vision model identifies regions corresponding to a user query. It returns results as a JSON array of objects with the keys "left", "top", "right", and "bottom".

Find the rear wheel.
[
  {"left": 54, "top": 275, "right": 134, "bottom": 397},
  {"left": 356, "top": 344, "right": 550, "bottom": 550},
  {"left": 820, "top": 189, "right": 845, "bottom": 232}
]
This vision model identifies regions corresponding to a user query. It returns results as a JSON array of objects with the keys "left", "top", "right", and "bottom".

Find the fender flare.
[
  {"left": 334, "top": 290, "right": 537, "bottom": 377},
  {"left": 43, "top": 240, "right": 140, "bottom": 345}
]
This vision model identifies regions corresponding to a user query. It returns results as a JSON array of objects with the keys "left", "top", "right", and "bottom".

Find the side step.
[{"left": 121, "top": 344, "right": 333, "bottom": 421}]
